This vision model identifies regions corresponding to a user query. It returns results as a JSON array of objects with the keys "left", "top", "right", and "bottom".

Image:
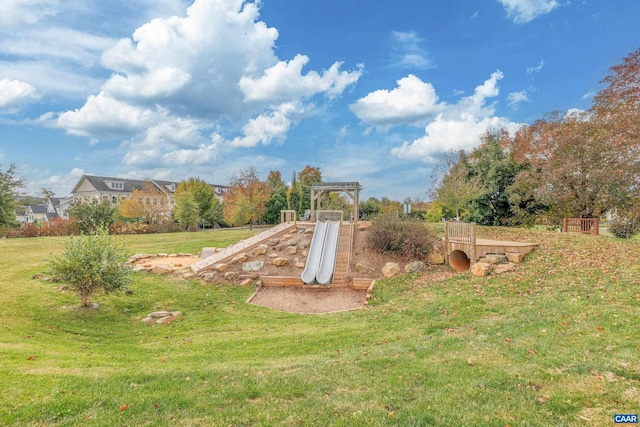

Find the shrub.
[
  {"left": 608, "top": 214, "right": 640, "bottom": 238},
  {"left": 367, "top": 214, "right": 435, "bottom": 259},
  {"left": 47, "top": 228, "right": 132, "bottom": 307}
]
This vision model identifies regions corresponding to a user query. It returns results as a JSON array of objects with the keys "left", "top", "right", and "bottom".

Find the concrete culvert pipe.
[{"left": 449, "top": 250, "right": 471, "bottom": 272}]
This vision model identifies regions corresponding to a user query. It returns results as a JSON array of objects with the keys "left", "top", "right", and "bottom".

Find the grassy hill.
[{"left": 1, "top": 226, "right": 638, "bottom": 426}]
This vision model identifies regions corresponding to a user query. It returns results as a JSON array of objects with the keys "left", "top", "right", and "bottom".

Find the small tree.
[
  {"left": 0, "top": 164, "right": 24, "bottom": 228},
  {"left": 48, "top": 229, "right": 132, "bottom": 307},
  {"left": 174, "top": 191, "right": 200, "bottom": 231}
]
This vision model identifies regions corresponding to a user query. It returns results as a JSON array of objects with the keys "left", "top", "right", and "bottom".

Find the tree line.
[{"left": 429, "top": 48, "right": 639, "bottom": 235}]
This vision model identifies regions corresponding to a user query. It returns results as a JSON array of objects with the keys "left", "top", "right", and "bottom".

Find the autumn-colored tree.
[
  {"left": 118, "top": 181, "right": 169, "bottom": 223},
  {"left": 223, "top": 167, "right": 270, "bottom": 230},
  {"left": 511, "top": 109, "right": 633, "bottom": 222},
  {"left": 591, "top": 48, "right": 640, "bottom": 215},
  {"left": 298, "top": 165, "right": 322, "bottom": 186}
]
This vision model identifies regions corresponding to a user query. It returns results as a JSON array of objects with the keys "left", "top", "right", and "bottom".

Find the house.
[{"left": 70, "top": 175, "right": 229, "bottom": 209}]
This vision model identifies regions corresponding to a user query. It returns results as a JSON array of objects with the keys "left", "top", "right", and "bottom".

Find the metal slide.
[
  {"left": 316, "top": 221, "right": 341, "bottom": 285},
  {"left": 301, "top": 221, "right": 329, "bottom": 284}
]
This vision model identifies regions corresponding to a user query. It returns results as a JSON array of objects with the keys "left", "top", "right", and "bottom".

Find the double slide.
[{"left": 301, "top": 221, "right": 341, "bottom": 285}]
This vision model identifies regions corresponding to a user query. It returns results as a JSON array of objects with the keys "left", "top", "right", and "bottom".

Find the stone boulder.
[
  {"left": 253, "top": 244, "right": 268, "bottom": 256},
  {"left": 506, "top": 252, "right": 525, "bottom": 263},
  {"left": 224, "top": 271, "right": 239, "bottom": 281},
  {"left": 232, "top": 253, "right": 249, "bottom": 264},
  {"left": 286, "top": 246, "right": 298, "bottom": 255},
  {"left": 355, "top": 262, "right": 374, "bottom": 274},
  {"left": 152, "top": 264, "right": 174, "bottom": 275},
  {"left": 427, "top": 252, "right": 445, "bottom": 265},
  {"left": 211, "top": 263, "right": 227, "bottom": 272},
  {"left": 494, "top": 263, "right": 516, "bottom": 274},
  {"left": 382, "top": 262, "right": 401, "bottom": 278},
  {"left": 242, "top": 261, "right": 264, "bottom": 272},
  {"left": 470, "top": 262, "right": 493, "bottom": 277},
  {"left": 267, "top": 238, "right": 280, "bottom": 246},
  {"left": 273, "top": 257, "right": 289, "bottom": 267},
  {"left": 405, "top": 261, "right": 427, "bottom": 273},
  {"left": 482, "top": 254, "right": 508, "bottom": 265}
]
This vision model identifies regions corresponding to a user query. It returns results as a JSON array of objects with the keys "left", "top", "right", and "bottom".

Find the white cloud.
[
  {"left": 390, "top": 31, "right": 432, "bottom": 69},
  {"left": 240, "top": 55, "right": 361, "bottom": 104},
  {"left": 507, "top": 90, "right": 529, "bottom": 109},
  {"left": 497, "top": 0, "right": 559, "bottom": 23},
  {"left": 54, "top": 0, "right": 361, "bottom": 167},
  {"left": 56, "top": 92, "right": 164, "bottom": 137},
  {"left": 526, "top": 59, "right": 545, "bottom": 75},
  {"left": 350, "top": 74, "right": 445, "bottom": 128},
  {"left": 0, "top": 0, "right": 60, "bottom": 28},
  {"left": 390, "top": 71, "right": 523, "bottom": 161},
  {"left": 0, "top": 78, "right": 39, "bottom": 111}
]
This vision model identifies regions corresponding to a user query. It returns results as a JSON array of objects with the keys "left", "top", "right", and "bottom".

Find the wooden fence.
[{"left": 563, "top": 218, "right": 599, "bottom": 235}]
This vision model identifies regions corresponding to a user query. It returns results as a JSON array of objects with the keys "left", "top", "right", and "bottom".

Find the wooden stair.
[{"left": 332, "top": 223, "right": 351, "bottom": 286}]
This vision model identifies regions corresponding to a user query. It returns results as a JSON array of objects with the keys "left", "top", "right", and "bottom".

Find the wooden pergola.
[{"left": 309, "top": 182, "right": 361, "bottom": 222}]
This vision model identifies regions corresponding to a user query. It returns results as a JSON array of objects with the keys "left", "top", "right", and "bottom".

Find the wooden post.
[
  {"left": 444, "top": 221, "right": 449, "bottom": 265},
  {"left": 563, "top": 218, "right": 568, "bottom": 233},
  {"left": 594, "top": 218, "right": 599, "bottom": 235},
  {"left": 469, "top": 222, "right": 476, "bottom": 263}
]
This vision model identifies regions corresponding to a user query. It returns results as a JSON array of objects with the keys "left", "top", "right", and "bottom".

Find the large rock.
[
  {"left": 506, "top": 252, "right": 525, "bottom": 263},
  {"left": 494, "top": 263, "right": 516, "bottom": 274},
  {"left": 273, "top": 257, "right": 290, "bottom": 267},
  {"left": 483, "top": 254, "right": 507, "bottom": 265},
  {"left": 286, "top": 246, "right": 298, "bottom": 255},
  {"left": 356, "top": 262, "right": 373, "bottom": 274},
  {"left": 267, "top": 238, "right": 280, "bottom": 246},
  {"left": 253, "top": 244, "right": 268, "bottom": 256},
  {"left": 427, "top": 252, "right": 445, "bottom": 265},
  {"left": 224, "top": 271, "right": 239, "bottom": 281},
  {"left": 405, "top": 261, "right": 427, "bottom": 273},
  {"left": 470, "top": 262, "right": 493, "bottom": 277},
  {"left": 295, "top": 262, "right": 305, "bottom": 268},
  {"left": 211, "top": 263, "right": 227, "bottom": 272},
  {"left": 382, "top": 262, "right": 401, "bottom": 278},
  {"left": 232, "top": 253, "right": 249, "bottom": 264},
  {"left": 242, "top": 261, "right": 264, "bottom": 272},
  {"left": 152, "top": 264, "right": 174, "bottom": 275}
]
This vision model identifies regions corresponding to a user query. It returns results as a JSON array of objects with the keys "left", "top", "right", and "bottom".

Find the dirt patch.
[
  {"left": 248, "top": 286, "right": 368, "bottom": 314},
  {"left": 133, "top": 255, "right": 200, "bottom": 270}
]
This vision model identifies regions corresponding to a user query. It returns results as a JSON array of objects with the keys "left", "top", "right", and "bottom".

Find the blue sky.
[{"left": 1, "top": 0, "right": 638, "bottom": 200}]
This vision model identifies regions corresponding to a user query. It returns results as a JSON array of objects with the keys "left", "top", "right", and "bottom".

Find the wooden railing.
[
  {"left": 445, "top": 221, "right": 476, "bottom": 244},
  {"left": 280, "top": 210, "right": 297, "bottom": 225},
  {"left": 563, "top": 218, "right": 599, "bottom": 235}
]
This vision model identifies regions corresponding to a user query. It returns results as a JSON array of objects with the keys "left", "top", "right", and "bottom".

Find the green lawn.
[{"left": 1, "top": 227, "right": 638, "bottom": 426}]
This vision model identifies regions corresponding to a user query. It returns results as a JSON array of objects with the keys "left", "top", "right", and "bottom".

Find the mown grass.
[{"left": 1, "top": 227, "right": 638, "bottom": 426}]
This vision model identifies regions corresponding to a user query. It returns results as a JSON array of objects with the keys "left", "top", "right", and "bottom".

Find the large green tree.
[
  {"left": 176, "top": 177, "right": 218, "bottom": 227},
  {"left": 174, "top": 191, "right": 200, "bottom": 231},
  {"left": 0, "top": 164, "right": 24, "bottom": 228},
  {"left": 466, "top": 130, "right": 520, "bottom": 226}
]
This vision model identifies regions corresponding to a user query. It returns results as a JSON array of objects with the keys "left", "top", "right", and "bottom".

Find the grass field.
[{"left": 1, "top": 226, "right": 639, "bottom": 426}]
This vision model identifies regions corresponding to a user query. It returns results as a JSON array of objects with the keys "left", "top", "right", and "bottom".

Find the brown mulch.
[{"left": 248, "top": 287, "right": 368, "bottom": 314}]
